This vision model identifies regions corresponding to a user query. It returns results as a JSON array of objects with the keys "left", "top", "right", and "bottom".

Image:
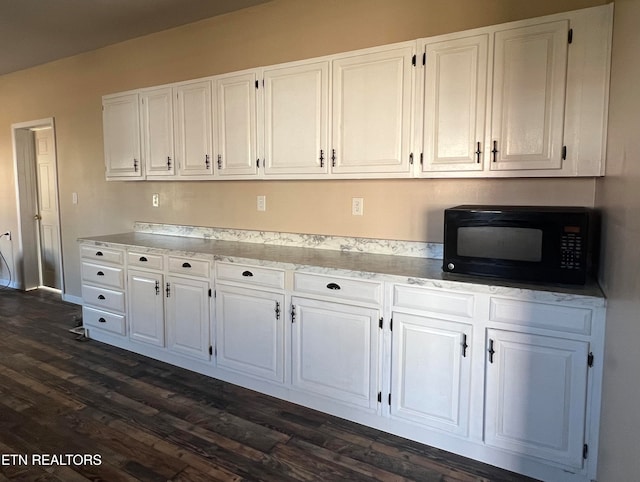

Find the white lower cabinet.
[
  {"left": 390, "top": 312, "right": 472, "bottom": 436},
  {"left": 291, "top": 296, "right": 380, "bottom": 410},
  {"left": 128, "top": 269, "right": 165, "bottom": 347},
  {"left": 484, "top": 329, "right": 590, "bottom": 470},
  {"left": 215, "top": 285, "right": 284, "bottom": 382}
]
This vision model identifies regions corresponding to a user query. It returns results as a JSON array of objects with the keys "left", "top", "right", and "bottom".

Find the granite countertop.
[{"left": 79, "top": 231, "right": 606, "bottom": 308}]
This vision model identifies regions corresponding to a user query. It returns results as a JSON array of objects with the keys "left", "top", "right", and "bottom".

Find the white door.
[
  {"left": 103, "top": 93, "right": 142, "bottom": 178},
  {"left": 422, "top": 35, "right": 489, "bottom": 172},
  {"left": 141, "top": 87, "right": 175, "bottom": 177},
  {"left": 128, "top": 270, "right": 165, "bottom": 347},
  {"left": 291, "top": 297, "right": 379, "bottom": 409},
  {"left": 490, "top": 21, "right": 569, "bottom": 171},
  {"left": 216, "top": 285, "right": 284, "bottom": 381},
  {"left": 165, "top": 276, "right": 211, "bottom": 360},
  {"left": 390, "top": 312, "right": 472, "bottom": 436},
  {"left": 215, "top": 72, "right": 258, "bottom": 177},
  {"left": 485, "top": 329, "right": 589, "bottom": 469},
  {"left": 331, "top": 46, "right": 414, "bottom": 174},
  {"left": 263, "top": 61, "right": 329, "bottom": 176},
  {"left": 175, "top": 81, "right": 213, "bottom": 176}
]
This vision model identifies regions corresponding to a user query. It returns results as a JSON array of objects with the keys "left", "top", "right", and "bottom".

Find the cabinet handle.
[
  {"left": 98, "top": 317, "right": 106, "bottom": 323},
  {"left": 242, "top": 270, "right": 253, "bottom": 277},
  {"left": 462, "top": 334, "right": 468, "bottom": 357},
  {"left": 167, "top": 156, "right": 172, "bottom": 170},
  {"left": 182, "top": 262, "right": 191, "bottom": 268},
  {"left": 155, "top": 280, "right": 160, "bottom": 295},
  {"left": 291, "top": 304, "right": 296, "bottom": 323},
  {"left": 166, "top": 282, "right": 171, "bottom": 298},
  {"left": 95, "top": 251, "right": 103, "bottom": 256},
  {"left": 98, "top": 295, "right": 105, "bottom": 300},
  {"left": 491, "top": 141, "right": 498, "bottom": 162},
  {"left": 488, "top": 339, "right": 495, "bottom": 363},
  {"left": 326, "top": 282, "right": 341, "bottom": 290},
  {"left": 331, "top": 149, "right": 336, "bottom": 167},
  {"left": 96, "top": 271, "right": 104, "bottom": 276},
  {"left": 217, "top": 155, "right": 222, "bottom": 170},
  {"left": 139, "top": 256, "right": 147, "bottom": 262},
  {"left": 133, "top": 158, "right": 138, "bottom": 172},
  {"left": 205, "top": 154, "right": 211, "bottom": 169},
  {"left": 319, "top": 149, "right": 324, "bottom": 168},
  {"left": 475, "top": 142, "right": 481, "bottom": 163},
  {"left": 275, "top": 301, "right": 280, "bottom": 320}
]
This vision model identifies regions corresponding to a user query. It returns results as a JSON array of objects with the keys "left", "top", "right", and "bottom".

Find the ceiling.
[{"left": 0, "top": 0, "right": 272, "bottom": 76}]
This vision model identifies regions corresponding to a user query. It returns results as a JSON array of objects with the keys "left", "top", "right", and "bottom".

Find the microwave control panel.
[{"left": 560, "top": 230, "right": 583, "bottom": 270}]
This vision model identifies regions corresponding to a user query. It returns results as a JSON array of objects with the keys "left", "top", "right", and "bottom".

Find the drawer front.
[
  {"left": 83, "top": 306, "right": 126, "bottom": 335},
  {"left": 168, "top": 256, "right": 211, "bottom": 278},
  {"left": 215, "top": 262, "right": 285, "bottom": 290},
  {"left": 128, "top": 251, "right": 164, "bottom": 270},
  {"left": 80, "top": 245, "right": 124, "bottom": 265},
  {"left": 82, "top": 285, "right": 125, "bottom": 313},
  {"left": 393, "top": 285, "right": 475, "bottom": 319},
  {"left": 489, "top": 297, "right": 592, "bottom": 335},
  {"left": 81, "top": 262, "right": 124, "bottom": 289},
  {"left": 293, "top": 272, "right": 382, "bottom": 305}
]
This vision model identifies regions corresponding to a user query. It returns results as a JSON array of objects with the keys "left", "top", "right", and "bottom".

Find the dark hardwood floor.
[{"left": 0, "top": 288, "right": 536, "bottom": 481}]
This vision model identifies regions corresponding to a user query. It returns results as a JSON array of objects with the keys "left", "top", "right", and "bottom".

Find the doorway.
[{"left": 12, "top": 118, "right": 64, "bottom": 293}]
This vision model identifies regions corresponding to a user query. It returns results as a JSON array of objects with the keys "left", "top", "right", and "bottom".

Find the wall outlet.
[
  {"left": 152, "top": 193, "right": 159, "bottom": 208},
  {"left": 257, "top": 195, "right": 266, "bottom": 212},
  {"left": 352, "top": 197, "right": 364, "bottom": 216}
]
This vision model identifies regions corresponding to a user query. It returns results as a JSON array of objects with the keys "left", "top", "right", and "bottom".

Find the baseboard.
[
  {"left": 62, "top": 293, "right": 83, "bottom": 305},
  {"left": 0, "top": 279, "right": 20, "bottom": 290}
]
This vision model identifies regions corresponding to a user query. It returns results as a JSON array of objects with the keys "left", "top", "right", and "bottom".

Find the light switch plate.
[
  {"left": 257, "top": 195, "right": 266, "bottom": 212},
  {"left": 152, "top": 193, "right": 159, "bottom": 207},
  {"left": 352, "top": 197, "right": 364, "bottom": 216}
]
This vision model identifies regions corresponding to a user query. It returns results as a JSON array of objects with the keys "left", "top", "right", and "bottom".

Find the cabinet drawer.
[
  {"left": 215, "top": 262, "right": 285, "bottom": 290},
  {"left": 128, "top": 251, "right": 164, "bottom": 270},
  {"left": 83, "top": 306, "right": 126, "bottom": 335},
  {"left": 392, "top": 285, "right": 475, "bottom": 319},
  {"left": 80, "top": 245, "right": 124, "bottom": 265},
  {"left": 81, "top": 262, "right": 124, "bottom": 289},
  {"left": 293, "top": 272, "right": 382, "bottom": 305},
  {"left": 168, "top": 256, "right": 211, "bottom": 278},
  {"left": 489, "top": 297, "right": 592, "bottom": 335},
  {"left": 82, "top": 285, "right": 125, "bottom": 313}
]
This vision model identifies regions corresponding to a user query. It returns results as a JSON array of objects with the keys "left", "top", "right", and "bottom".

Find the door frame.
[{"left": 11, "top": 117, "right": 65, "bottom": 294}]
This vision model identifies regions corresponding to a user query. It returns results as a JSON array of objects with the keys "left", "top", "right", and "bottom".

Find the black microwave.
[{"left": 443, "top": 205, "right": 599, "bottom": 285}]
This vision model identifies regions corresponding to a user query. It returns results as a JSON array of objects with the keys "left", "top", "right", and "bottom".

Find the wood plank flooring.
[{"left": 0, "top": 289, "right": 537, "bottom": 481}]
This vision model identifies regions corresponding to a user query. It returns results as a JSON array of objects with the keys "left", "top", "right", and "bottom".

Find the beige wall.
[
  {"left": 0, "top": 0, "right": 605, "bottom": 298},
  {"left": 595, "top": 0, "right": 640, "bottom": 480}
]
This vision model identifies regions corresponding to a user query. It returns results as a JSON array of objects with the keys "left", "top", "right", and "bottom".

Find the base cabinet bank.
[{"left": 79, "top": 236, "right": 605, "bottom": 482}]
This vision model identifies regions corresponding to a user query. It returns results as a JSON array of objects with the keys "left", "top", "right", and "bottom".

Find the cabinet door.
[
  {"left": 291, "top": 297, "right": 379, "bottom": 409},
  {"left": 490, "top": 21, "right": 568, "bottom": 171},
  {"left": 422, "top": 35, "right": 488, "bottom": 172},
  {"left": 128, "top": 270, "right": 164, "bottom": 347},
  {"left": 216, "top": 73, "right": 258, "bottom": 177},
  {"left": 263, "top": 61, "right": 329, "bottom": 176},
  {"left": 103, "top": 93, "right": 142, "bottom": 178},
  {"left": 216, "top": 285, "right": 284, "bottom": 382},
  {"left": 485, "top": 329, "right": 589, "bottom": 469},
  {"left": 390, "top": 312, "right": 472, "bottom": 436},
  {"left": 165, "top": 276, "right": 211, "bottom": 360},
  {"left": 175, "top": 80, "right": 213, "bottom": 176},
  {"left": 141, "top": 87, "right": 175, "bottom": 177},
  {"left": 331, "top": 46, "right": 413, "bottom": 175}
]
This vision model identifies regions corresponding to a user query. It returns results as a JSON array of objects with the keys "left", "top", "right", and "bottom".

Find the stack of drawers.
[{"left": 80, "top": 244, "right": 126, "bottom": 335}]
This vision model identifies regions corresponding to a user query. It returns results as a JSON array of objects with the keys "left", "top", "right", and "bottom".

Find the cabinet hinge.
[
  {"left": 562, "top": 145, "right": 567, "bottom": 160},
  {"left": 420, "top": 153, "right": 424, "bottom": 166},
  {"left": 568, "top": 28, "right": 573, "bottom": 44},
  {"left": 412, "top": 54, "right": 416, "bottom": 66},
  {"left": 388, "top": 393, "right": 391, "bottom": 405},
  {"left": 583, "top": 443, "right": 588, "bottom": 459},
  {"left": 588, "top": 352, "right": 594, "bottom": 367},
  {"left": 208, "top": 288, "right": 212, "bottom": 297},
  {"left": 213, "top": 290, "right": 216, "bottom": 298},
  {"left": 409, "top": 153, "right": 414, "bottom": 165},
  {"left": 209, "top": 346, "right": 213, "bottom": 356},
  {"left": 390, "top": 318, "right": 393, "bottom": 331},
  {"left": 422, "top": 52, "right": 426, "bottom": 66},
  {"left": 256, "top": 159, "right": 260, "bottom": 169},
  {"left": 262, "top": 79, "right": 265, "bottom": 88},
  {"left": 377, "top": 392, "right": 382, "bottom": 403},
  {"left": 379, "top": 317, "right": 383, "bottom": 329}
]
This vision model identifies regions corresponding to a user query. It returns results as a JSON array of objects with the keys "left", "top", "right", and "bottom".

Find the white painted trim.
[{"left": 62, "top": 293, "right": 83, "bottom": 305}]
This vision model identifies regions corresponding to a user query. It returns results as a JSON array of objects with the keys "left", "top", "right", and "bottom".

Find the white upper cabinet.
[
  {"left": 140, "top": 87, "right": 175, "bottom": 177},
  {"left": 331, "top": 45, "right": 414, "bottom": 175},
  {"left": 174, "top": 80, "right": 213, "bottom": 177},
  {"left": 420, "top": 34, "right": 489, "bottom": 172},
  {"left": 263, "top": 61, "right": 329, "bottom": 177},
  {"left": 103, "top": 93, "right": 142, "bottom": 179},
  {"left": 215, "top": 72, "right": 259, "bottom": 177},
  {"left": 490, "top": 20, "right": 568, "bottom": 171}
]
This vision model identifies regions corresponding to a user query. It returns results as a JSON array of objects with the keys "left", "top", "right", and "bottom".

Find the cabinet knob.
[
  {"left": 98, "top": 317, "right": 106, "bottom": 323},
  {"left": 98, "top": 295, "right": 106, "bottom": 300},
  {"left": 182, "top": 262, "right": 191, "bottom": 268},
  {"left": 97, "top": 271, "right": 104, "bottom": 276},
  {"left": 95, "top": 251, "right": 103, "bottom": 256},
  {"left": 242, "top": 270, "right": 254, "bottom": 277},
  {"left": 326, "top": 282, "right": 341, "bottom": 290},
  {"left": 139, "top": 256, "right": 148, "bottom": 262}
]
